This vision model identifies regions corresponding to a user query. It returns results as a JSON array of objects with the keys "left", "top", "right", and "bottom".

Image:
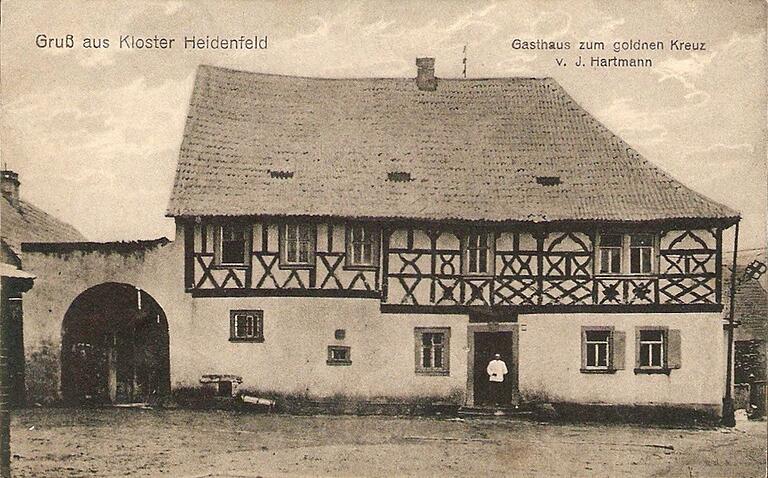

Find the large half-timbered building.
[{"left": 159, "top": 60, "right": 739, "bottom": 413}]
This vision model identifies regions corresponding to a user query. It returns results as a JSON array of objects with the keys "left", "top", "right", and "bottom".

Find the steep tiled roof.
[
  {"left": 167, "top": 65, "right": 739, "bottom": 224},
  {"left": 724, "top": 265, "right": 768, "bottom": 342},
  {"left": 1, "top": 196, "right": 86, "bottom": 253}
]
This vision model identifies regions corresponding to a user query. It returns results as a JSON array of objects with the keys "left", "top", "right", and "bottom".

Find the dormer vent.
[
  {"left": 536, "top": 176, "right": 561, "bottom": 186},
  {"left": 387, "top": 171, "right": 413, "bottom": 182},
  {"left": 269, "top": 170, "right": 294, "bottom": 179}
]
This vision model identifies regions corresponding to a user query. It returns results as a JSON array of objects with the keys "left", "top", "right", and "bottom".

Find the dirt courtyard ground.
[{"left": 6, "top": 408, "right": 767, "bottom": 477}]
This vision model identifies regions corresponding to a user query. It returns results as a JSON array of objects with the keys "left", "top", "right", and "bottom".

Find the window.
[
  {"left": 346, "top": 224, "right": 379, "bottom": 268},
  {"left": 281, "top": 223, "right": 315, "bottom": 267},
  {"left": 598, "top": 233, "right": 656, "bottom": 275},
  {"left": 327, "top": 346, "right": 351, "bottom": 365},
  {"left": 635, "top": 327, "right": 682, "bottom": 374},
  {"left": 218, "top": 223, "right": 248, "bottom": 265},
  {"left": 585, "top": 330, "right": 610, "bottom": 369},
  {"left": 630, "top": 234, "right": 653, "bottom": 274},
  {"left": 638, "top": 329, "right": 664, "bottom": 368},
  {"left": 580, "top": 327, "right": 625, "bottom": 373},
  {"left": 229, "top": 310, "right": 264, "bottom": 342},
  {"left": 414, "top": 327, "right": 450, "bottom": 375},
  {"left": 464, "top": 232, "right": 492, "bottom": 275}
]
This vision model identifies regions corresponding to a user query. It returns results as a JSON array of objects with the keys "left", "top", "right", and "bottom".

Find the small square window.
[
  {"left": 327, "top": 346, "right": 351, "bottom": 365},
  {"left": 334, "top": 329, "right": 346, "bottom": 340},
  {"left": 230, "top": 310, "right": 264, "bottom": 342}
]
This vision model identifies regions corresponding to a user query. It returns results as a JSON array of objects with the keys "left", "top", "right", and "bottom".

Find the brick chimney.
[
  {"left": 1, "top": 170, "right": 20, "bottom": 208},
  {"left": 416, "top": 57, "right": 437, "bottom": 91}
]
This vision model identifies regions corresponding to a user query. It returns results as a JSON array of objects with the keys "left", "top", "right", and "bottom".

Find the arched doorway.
[{"left": 61, "top": 283, "right": 170, "bottom": 404}]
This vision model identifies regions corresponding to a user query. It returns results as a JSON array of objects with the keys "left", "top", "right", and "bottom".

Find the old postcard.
[{"left": 1, "top": 1, "right": 766, "bottom": 476}]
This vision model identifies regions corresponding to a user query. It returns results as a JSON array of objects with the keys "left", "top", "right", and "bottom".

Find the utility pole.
[
  {"left": 722, "top": 221, "right": 739, "bottom": 427},
  {"left": 1, "top": 278, "right": 11, "bottom": 478},
  {"left": 462, "top": 44, "right": 467, "bottom": 79}
]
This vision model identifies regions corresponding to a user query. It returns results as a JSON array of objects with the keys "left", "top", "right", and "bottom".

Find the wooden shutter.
[
  {"left": 580, "top": 328, "right": 588, "bottom": 369},
  {"left": 667, "top": 329, "right": 682, "bottom": 369},
  {"left": 611, "top": 330, "right": 626, "bottom": 370}
]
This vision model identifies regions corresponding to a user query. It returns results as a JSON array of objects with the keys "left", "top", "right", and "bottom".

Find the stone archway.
[{"left": 61, "top": 283, "right": 170, "bottom": 404}]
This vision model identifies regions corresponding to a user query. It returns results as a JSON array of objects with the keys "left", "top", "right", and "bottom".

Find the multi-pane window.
[
  {"left": 599, "top": 234, "right": 622, "bottom": 274},
  {"left": 630, "top": 234, "right": 654, "bottom": 274},
  {"left": 415, "top": 328, "right": 450, "bottom": 375},
  {"left": 584, "top": 330, "right": 610, "bottom": 369},
  {"left": 598, "top": 233, "right": 656, "bottom": 274},
  {"left": 464, "top": 232, "right": 491, "bottom": 275},
  {"left": 282, "top": 223, "right": 315, "bottom": 266},
  {"left": 229, "top": 310, "right": 264, "bottom": 342},
  {"left": 581, "top": 327, "right": 626, "bottom": 373},
  {"left": 346, "top": 224, "right": 378, "bottom": 267},
  {"left": 220, "top": 223, "right": 248, "bottom": 265},
  {"left": 638, "top": 329, "right": 665, "bottom": 368}
]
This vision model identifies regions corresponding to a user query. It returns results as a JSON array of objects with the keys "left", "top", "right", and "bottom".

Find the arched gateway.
[{"left": 61, "top": 283, "right": 170, "bottom": 404}]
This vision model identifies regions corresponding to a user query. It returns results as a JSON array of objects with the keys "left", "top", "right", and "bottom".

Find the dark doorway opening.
[
  {"left": 61, "top": 283, "right": 170, "bottom": 405},
  {"left": 473, "top": 332, "right": 516, "bottom": 406}
]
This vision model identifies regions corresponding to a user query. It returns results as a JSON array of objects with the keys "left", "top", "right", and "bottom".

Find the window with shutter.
[
  {"left": 635, "top": 326, "right": 676, "bottom": 374},
  {"left": 581, "top": 326, "right": 622, "bottom": 374}
]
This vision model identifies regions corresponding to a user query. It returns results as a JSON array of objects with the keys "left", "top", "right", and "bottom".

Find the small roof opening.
[
  {"left": 269, "top": 170, "right": 294, "bottom": 179},
  {"left": 387, "top": 172, "right": 413, "bottom": 182},
  {"left": 536, "top": 176, "right": 561, "bottom": 186}
]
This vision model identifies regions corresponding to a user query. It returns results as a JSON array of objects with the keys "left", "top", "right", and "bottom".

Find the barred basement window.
[
  {"left": 229, "top": 310, "right": 264, "bottom": 342},
  {"left": 327, "top": 346, "right": 351, "bottom": 365},
  {"left": 415, "top": 327, "right": 450, "bottom": 375}
]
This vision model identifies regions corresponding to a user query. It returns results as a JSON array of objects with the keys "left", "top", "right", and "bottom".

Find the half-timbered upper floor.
[{"left": 182, "top": 217, "right": 728, "bottom": 313}]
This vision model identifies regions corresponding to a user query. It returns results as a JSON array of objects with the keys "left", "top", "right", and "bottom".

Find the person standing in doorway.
[{"left": 486, "top": 353, "right": 508, "bottom": 406}]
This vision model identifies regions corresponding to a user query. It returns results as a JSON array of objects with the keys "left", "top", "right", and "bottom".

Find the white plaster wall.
[
  {"left": 518, "top": 312, "right": 725, "bottom": 408},
  {"left": 170, "top": 295, "right": 469, "bottom": 398}
]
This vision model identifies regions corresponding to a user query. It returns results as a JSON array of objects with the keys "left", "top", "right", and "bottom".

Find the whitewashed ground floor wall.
[{"left": 19, "top": 238, "right": 726, "bottom": 415}]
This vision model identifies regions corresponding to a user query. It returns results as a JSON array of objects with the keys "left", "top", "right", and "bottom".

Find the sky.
[{"left": 1, "top": 0, "right": 765, "bottom": 256}]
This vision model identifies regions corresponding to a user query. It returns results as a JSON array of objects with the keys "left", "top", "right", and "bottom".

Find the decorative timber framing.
[{"left": 181, "top": 217, "right": 726, "bottom": 313}]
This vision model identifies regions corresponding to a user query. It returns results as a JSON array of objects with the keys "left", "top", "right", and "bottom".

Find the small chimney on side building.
[
  {"left": 416, "top": 57, "right": 437, "bottom": 91},
  {"left": 1, "top": 170, "right": 20, "bottom": 208}
]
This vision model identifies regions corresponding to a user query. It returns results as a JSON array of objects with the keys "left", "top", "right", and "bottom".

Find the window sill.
[
  {"left": 580, "top": 368, "right": 617, "bottom": 374},
  {"left": 278, "top": 263, "right": 315, "bottom": 270},
  {"left": 229, "top": 338, "right": 264, "bottom": 343},
  {"left": 634, "top": 367, "right": 671, "bottom": 375},
  {"left": 212, "top": 263, "right": 250, "bottom": 270},
  {"left": 415, "top": 369, "right": 450, "bottom": 376},
  {"left": 594, "top": 273, "right": 656, "bottom": 279},
  {"left": 343, "top": 264, "right": 378, "bottom": 272},
  {"left": 326, "top": 360, "right": 352, "bottom": 366}
]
